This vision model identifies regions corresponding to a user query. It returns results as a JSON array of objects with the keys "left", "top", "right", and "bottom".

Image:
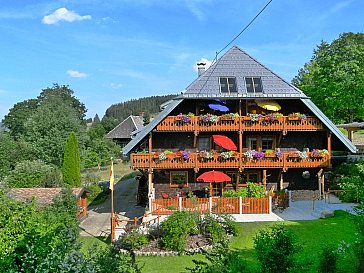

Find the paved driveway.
[{"left": 79, "top": 178, "right": 145, "bottom": 237}]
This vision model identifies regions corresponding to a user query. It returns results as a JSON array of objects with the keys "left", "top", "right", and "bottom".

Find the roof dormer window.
[
  {"left": 245, "top": 77, "right": 263, "bottom": 93},
  {"left": 219, "top": 77, "right": 237, "bottom": 94}
]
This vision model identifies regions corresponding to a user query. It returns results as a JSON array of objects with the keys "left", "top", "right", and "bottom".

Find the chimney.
[{"left": 197, "top": 62, "right": 206, "bottom": 77}]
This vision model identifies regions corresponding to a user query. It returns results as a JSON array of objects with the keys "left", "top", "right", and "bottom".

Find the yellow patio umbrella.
[{"left": 255, "top": 100, "right": 281, "bottom": 111}]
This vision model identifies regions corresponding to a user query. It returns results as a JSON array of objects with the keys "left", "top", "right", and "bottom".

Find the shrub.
[
  {"left": 336, "top": 162, "right": 364, "bottom": 203},
  {"left": 117, "top": 230, "right": 149, "bottom": 251},
  {"left": 247, "top": 182, "right": 265, "bottom": 198},
  {"left": 4, "top": 159, "right": 63, "bottom": 188},
  {"left": 186, "top": 241, "right": 247, "bottom": 273},
  {"left": 254, "top": 225, "right": 300, "bottom": 273},
  {"left": 201, "top": 214, "right": 237, "bottom": 244},
  {"left": 218, "top": 214, "right": 238, "bottom": 236},
  {"left": 224, "top": 187, "right": 248, "bottom": 198},
  {"left": 354, "top": 204, "right": 364, "bottom": 273},
  {"left": 82, "top": 149, "right": 101, "bottom": 168},
  {"left": 159, "top": 211, "right": 199, "bottom": 252},
  {"left": 318, "top": 245, "right": 338, "bottom": 273},
  {"left": 201, "top": 214, "right": 226, "bottom": 244}
]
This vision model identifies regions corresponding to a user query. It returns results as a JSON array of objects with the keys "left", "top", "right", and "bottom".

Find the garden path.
[{"left": 79, "top": 177, "right": 145, "bottom": 237}]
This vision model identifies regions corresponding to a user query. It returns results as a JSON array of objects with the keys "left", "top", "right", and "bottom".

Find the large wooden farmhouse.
[{"left": 122, "top": 46, "right": 356, "bottom": 214}]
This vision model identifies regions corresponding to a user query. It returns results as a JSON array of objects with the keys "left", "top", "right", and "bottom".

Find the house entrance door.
[{"left": 211, "top": 182, "right": 223, "bottom": 197}]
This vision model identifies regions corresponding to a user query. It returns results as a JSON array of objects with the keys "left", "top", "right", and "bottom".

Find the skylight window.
[
  {"left": 219, "top": 77, "right": 237, "bottom": 93},
  {"left": 245, "top": 77, "right": 263, "bottom": 93}
]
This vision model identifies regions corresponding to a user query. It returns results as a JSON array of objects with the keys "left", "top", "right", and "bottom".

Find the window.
[
  {"left": 240, "top": 172, "right": 259, "bottom": 185},
  {"left": 246, "top": 136, "right": 275, "bottom": 150},
  {"left": 198, "top": 136, "right": 211, "bottom": 151},
  {"left": 219, "top": 77, "right": 237, "bottom": 93},
  {"left": 226, "top": 171, "right": 238, "bottom": 187},
  {"left": 245, "top": 77, "right": 262, "bottom": 93},
  {"left": 247, "top": 136, "right": 258, "bottom": 150},
  {"left": 170, "top": 171, "right": 188, "bottom": 188},
  {"left": 261, "top": 137, "right": 274, "bottom": 150}
]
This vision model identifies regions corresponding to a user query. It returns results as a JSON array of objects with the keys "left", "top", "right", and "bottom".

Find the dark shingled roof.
[
  {"left": 183, "top": 46, "right": 304, "bottom": 98},
  {"left": 7, "top": 188, "right": 89, "bottom": 206},
  {"left": 106, "top": 115, "right": 144, "bottom": 139}
]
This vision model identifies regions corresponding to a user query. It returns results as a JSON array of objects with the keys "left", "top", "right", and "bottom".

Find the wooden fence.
[{"left": 150, "top": 196, "right": 271, "bottom": 215}]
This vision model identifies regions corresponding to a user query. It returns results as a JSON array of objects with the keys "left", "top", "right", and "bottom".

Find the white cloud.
[
  {"left": 42, "top": 7, "right": 91, "bottom": 24},
  {"left": 67, "top": 70, "right": 88, "bottom": 78},
  {"left": 193, "top": 57, "right": 212, "bottom": 72}
]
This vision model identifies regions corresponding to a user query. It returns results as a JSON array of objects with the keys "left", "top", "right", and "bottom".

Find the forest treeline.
[{"left": 104, "top": 94, "right": 177, "bottom": 122}]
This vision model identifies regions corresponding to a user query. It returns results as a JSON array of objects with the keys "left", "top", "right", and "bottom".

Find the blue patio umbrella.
[{"left": 208, "top": 103, "right": 229, "bottom": 112}]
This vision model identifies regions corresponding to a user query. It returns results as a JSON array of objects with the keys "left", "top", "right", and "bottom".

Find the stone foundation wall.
[{"left": 290, "top": 190, "right": 320, "bottom": 201}]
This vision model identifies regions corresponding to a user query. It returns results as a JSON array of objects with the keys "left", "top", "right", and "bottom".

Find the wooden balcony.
[
  {"left": 154, "top": 116, "right": 323, "bottom": 132},
  {"left": 131, "top": 152, "right": 330, "bottom": 170}
]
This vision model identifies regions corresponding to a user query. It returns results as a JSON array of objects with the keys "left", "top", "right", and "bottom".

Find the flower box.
[{"left": 166, "top": 154, "right": 174, "bottom": 159}]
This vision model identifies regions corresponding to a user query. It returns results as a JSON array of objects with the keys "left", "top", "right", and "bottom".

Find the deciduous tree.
[
  {"left": 293, "top": 32, "right": 364, "bottom": 123},
  {"left": 24, "top": 99, "right": 87, "bottom": 167}
]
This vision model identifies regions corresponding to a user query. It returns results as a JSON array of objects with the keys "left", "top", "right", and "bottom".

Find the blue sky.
[{"left": 0, "top": 0, "right": 363, "bottom": 120}]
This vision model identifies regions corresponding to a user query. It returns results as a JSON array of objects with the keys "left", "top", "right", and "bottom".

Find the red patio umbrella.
[
  {"left": 212, "top": 135, "right": 237, "bottom": 151},
  {"left": 197, "top": 170, "right": 231, "bottom": 197},
  {"left": 197, "top": 170, "right": 231, "bottom": 183}
]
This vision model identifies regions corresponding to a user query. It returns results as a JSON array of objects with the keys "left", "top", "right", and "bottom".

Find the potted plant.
[
  {"left": 200, "top": 114, "right": 219, "bottom": 123},
  {"left": 247, "top": 113, "right": 263, "bottom": 122},
  {"left": 220, "top": 113, "right": 239, "bottom": 120},
  {"left": 288, "top": 112, "right": 307, "bottom": 120},
  {"left": 288, "top": 151, "right": 300, "bottom": 158},
  {"left": 243, "top": 150, "right": 255, "bottom": 160},
  {"left": 176, "top": 112, "right": 194, "bottom": 123},
  {"left": 253, "top": 150, "right": 265, "bottom": 159},
  {"left": 311, "top": 149, "right": 329, "bottom": 157},
  {"left": 264, "top": 149, "right": 275, "bottom": 157},
  {"left": 220, "top": 150, "right": 236, "bottom": 159},
  {"left": 275, "top": 148, "right": 283, "bottom": 158}
]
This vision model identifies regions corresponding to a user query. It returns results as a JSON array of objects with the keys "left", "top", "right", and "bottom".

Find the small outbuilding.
[
  {"left": 106, "top": 115, "right": 144, "bottom": 148},
  {"left": 7, "top": 187, "right": 90, "bottom": 219}
]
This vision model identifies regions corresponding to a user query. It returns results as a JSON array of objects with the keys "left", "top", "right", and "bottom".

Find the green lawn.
[{"left": 80, "top": 210, "right": 358, "bottom": 273}]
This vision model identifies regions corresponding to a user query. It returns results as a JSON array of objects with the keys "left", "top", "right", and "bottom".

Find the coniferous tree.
[
  {"left": 62, "top": 132, "right": 81, "bottom": 186},
  {"left": 93, "top": 113, "right": 100, "bottom": 124}
]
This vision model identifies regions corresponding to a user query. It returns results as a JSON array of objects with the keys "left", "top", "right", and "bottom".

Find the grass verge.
[{"left": 135, "top": 210, "right": 357, "bottom": 273}]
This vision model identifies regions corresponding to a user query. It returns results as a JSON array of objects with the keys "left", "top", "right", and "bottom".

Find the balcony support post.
[
  {"left": 148, "top": 170, "right": 154, "bottom": 210},
  {"left": 239, "top": 130, "right": 243, "bottom": 171},
  {"left": 262, "top": 170, "right": 267, "bottom": 192},
  {"left": 279, "top": 171, "right": 284, "bottom": 190},
  {"left": 194, "top": 130, "right": 198, "bottom": 149},
  {"left": 327, "top": 132, "right": 332, "bottom": 167}
]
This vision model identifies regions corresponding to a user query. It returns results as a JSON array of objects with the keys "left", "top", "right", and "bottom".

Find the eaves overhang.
[
  {"left": 300, "top": 98, "right": 357, "bottom": 153},
  {"left": 122, "top": 98, "right": 184, "bottom": 155}
]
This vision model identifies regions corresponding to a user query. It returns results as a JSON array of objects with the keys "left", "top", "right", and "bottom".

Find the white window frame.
[
  {"left": 245, "top": 77, "right": 263, "bottom": 93},
  {"left": 219, "top": 77, "right": 237, "bottom": 94}
]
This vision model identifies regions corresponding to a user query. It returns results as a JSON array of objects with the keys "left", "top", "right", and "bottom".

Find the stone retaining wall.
[{"left": 290, "top": 190, "right": 320, "bottom": 201}]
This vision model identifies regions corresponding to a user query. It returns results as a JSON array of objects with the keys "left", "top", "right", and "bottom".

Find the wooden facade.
[{"left": 122, "top": 46, "right": 355, "bottom": 214}]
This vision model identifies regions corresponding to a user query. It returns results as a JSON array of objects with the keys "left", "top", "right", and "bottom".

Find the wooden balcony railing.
[
  {"left": 154, "top": 116, "right": 323, "bottom": 132},
  {"left": 131, "top": 152, "right": 330, "bottom": 170},
  {"left": 150, "top": 196, "right": 270, "bottom": 215}
]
